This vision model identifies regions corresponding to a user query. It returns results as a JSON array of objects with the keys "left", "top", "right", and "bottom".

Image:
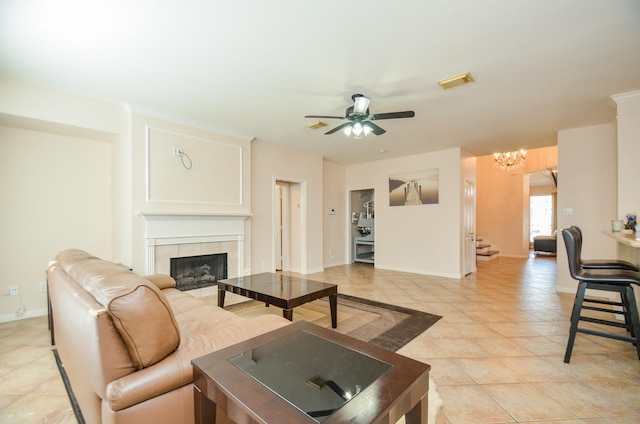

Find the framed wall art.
[{"left": 388, "top": 168, "right": 439, "bottom": 206}]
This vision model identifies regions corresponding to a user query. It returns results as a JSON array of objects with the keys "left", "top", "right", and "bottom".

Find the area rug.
[
  {"left": 224, "top": 293, "right": 443, "bottom": 423},
  {"left": 223, "top": 293, "right": 442, "bottom": 352}
]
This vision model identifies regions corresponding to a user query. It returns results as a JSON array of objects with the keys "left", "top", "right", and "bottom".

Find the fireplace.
[
  {"left": 170, "top": 253, "right": 227, "bottom": 291},
  {"left": 142, "top": 212, "right": 250, "bottom": 279}
]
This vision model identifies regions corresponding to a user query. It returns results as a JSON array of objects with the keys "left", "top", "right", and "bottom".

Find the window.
[{"left": 530, "top": 195, "right": 554, "bottom": 242}]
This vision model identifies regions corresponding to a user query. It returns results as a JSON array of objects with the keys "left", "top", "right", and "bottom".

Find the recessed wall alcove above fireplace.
[{"left": 141, "top": 212, "right": 250, "bottom": 285}]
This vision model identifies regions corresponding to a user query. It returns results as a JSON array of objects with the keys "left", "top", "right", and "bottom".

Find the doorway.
[
  {"left": 274, "top": 179, "right": 306, "bottom": 273},
  {"left": 530, "top": 194, "right": 554, "bottom": 242},
  {"left": 275, "top": 182, "right": 289, "bottom": 271},
  {"left": 463, "top": 180, "right": 477, "bottom": 275},
  {"left": 349, "top": 189, "right": 375, "bottom": 263}
]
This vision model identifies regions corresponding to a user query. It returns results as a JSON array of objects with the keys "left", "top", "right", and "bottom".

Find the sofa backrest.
[{"left": 56, "top": 249, "right": 181, "bottom": 369}]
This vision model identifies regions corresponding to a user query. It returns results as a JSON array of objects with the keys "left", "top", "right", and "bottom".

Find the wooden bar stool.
[{"left": 561, "top": 227, "right": 640, "bottom": 363}]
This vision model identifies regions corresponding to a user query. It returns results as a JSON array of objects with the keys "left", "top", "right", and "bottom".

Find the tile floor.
[{"left": 2, "top": 254, "right": 640, "bottom": 423}]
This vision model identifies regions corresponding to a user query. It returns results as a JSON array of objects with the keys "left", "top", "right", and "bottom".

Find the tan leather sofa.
[{"left": 48, "top": 249, "right": 291, "bottom": 424}]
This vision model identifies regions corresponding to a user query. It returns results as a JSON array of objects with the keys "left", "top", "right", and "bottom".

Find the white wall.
[
  {"left": 323, "top": 159, "right": 347, "bottom": 267},
  {"left": 0, "top": 79, "right": 125, "bottom": 322},
  {"left": 127, "top": 113, "right": 253, "bottom": 273},
  {"left": 613, "top": 91, "right": 640, "bottom": 266},
  {"left": 346, "top": 148, "right": 463, "bottom": 278},
  {"left": 0, "top": 126, "right": 112, "bottom": 322},
  {"left": 251, "top": 140, "right": 324, "bottom": 274},
  {"left": 556, "top": 123, "right": 618, "bottom": 293},
  {"left": 0, "top": 78, "right": 122, "bottom": 140}
]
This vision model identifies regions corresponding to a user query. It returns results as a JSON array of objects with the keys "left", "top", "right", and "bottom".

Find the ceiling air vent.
[
  {"left": 306, "top": 121, "right": 328, "bottom": 130},
  {"left": 438, "top": 72, "right": 474, "bottom": 90}
]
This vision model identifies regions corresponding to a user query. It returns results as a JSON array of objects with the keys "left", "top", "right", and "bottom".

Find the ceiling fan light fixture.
[
  {"left": 438, "top": 72, "right": 474, "bottom": 90},
  {"left": 353, "top": 95, "right": 370, "bottom": 114},
  {"left": 352, "top": 121, "right": 364, "bottom": 137},
  {"left": 343, "top": 121, "right": 371, "bottom": 139},
  {"left": 306, "top": 121, "right": 328, "bottom": 129}
]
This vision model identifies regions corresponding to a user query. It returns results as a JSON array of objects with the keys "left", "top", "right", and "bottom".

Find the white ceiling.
[{"left": 1, "top": 0, "right": 639, "bottom": 165}]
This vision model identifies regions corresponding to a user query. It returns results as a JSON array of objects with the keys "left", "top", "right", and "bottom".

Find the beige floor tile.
[
  {"left": 582, "top": 417, "right": 640, "bottom": 423},
  {"left": 585, "top": 353, "right": 640, "bottom": 377},
  {"left": 453, "top": 358, "right": 525, "bottom": 384},
  {"left": 510, "top": 336, "right": 567, "bottom": 356},
  {"left": 498, "top": 356, "right": 575, "bottom": 382},
  {"left": 535, "top": 381, "right": 637, "bottom": 419},
  {"left": 482, "top": 383, "right": 576, "bottom": 422},
  {"left": 432, "top": 338, "right": 492, "bottom": 358},
  {"left": 397, "top": 337, "right": 450, "bottom": 360},
  {"left": 422, "top": 358, "right": 475, "bottom": 385},
  {"left": 0, "top": 393, "right": 73, "bottom": 424},
  {"left": 485, "top": 322, "right": 544, "bottom": 337},
  {"left": 581, "top": 378, "right": 640, "bottom": 414},
  {"left": 438, "top": 384, "right": 514, "bottom": 424},
  {"left": 474, "top": 338, "right": 535, "bottom": 357},
  {"left": 557, "top": 355, "right": 627, "bottom": 380}
]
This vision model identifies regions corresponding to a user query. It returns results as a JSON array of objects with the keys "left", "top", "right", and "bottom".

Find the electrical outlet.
[
  {"left": 39, "top": 282, "right": 47, "bottom": 293},
  {"left": 9, "top": 285, "right": 18, "bottom": 296},
  {"left": 172, "top": 147, "right": 183, "bottom": 156}
]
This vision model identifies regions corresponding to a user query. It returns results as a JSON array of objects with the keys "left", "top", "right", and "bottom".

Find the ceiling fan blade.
[
  {"left": 325, "top": 122, "right": 352, "bottom": 135},
  {"left": 304, "top": 115, "right": 346, "bottom": 120},
  {"left": 365, "top": 122, "right": 386, "bottom": 135},
  {"left": 370, "top": 111, "right": 415, "bottom": 120}
]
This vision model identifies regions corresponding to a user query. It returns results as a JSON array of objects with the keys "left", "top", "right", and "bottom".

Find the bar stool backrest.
[{"left": 562, "top": 227, "right": 583, "bottom": 280}]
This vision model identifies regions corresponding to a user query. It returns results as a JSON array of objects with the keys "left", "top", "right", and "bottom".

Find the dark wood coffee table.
[
  {"left": 192, "top": 321, "right": 430, "bottom": 424},
  {"left": 217, "top": 272, "right": 338, "bottom": 328}
]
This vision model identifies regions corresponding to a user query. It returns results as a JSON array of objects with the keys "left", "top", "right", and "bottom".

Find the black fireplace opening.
[{"left": 170, "top": 253, "right": 228, "bottom": 291}]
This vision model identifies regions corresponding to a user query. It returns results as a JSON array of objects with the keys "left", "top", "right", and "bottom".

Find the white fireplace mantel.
[{"left": 140, "top": 211, "right": 251, "bottom": 275}]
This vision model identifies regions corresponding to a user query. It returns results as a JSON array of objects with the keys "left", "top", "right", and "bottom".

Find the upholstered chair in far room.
[
  {"left": 561, "top": 227, "right": 640, "bottom": 363},
  {"left": 533, "top": 231, "right": 557, "bottom": 254}
]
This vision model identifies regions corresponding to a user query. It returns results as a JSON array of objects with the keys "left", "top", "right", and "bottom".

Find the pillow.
[
  {"left": 100, "top": 274, "right": 181, "bottom": 369},
  {"left": 57, "top": 250, "right": 181, "bottom": 369}
]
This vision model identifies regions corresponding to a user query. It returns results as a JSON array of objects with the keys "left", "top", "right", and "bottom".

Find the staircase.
[{"left": 476, "top": 237, "right": 500, "bottom": 261}]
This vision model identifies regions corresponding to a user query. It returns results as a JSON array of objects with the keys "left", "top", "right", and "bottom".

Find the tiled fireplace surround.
[{"left": 143, "top": 213, "right": 248, "bottom": 292}]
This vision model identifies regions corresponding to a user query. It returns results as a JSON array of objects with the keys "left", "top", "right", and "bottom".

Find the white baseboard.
[{"left": 0, "top": 307, "right": 48, "bottom": 324}]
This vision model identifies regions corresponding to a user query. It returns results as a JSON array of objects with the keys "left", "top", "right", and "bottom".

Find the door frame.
[
  {"left": 463, "top": 179, "right": 477, "bottom": 275},
  {"left": 273, "top": 177, "right": 308, "bottom": 274}
]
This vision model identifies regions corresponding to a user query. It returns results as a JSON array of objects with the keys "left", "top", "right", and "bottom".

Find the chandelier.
[{"left": 493, "top": 149, "right": 526, "bottom": 171}]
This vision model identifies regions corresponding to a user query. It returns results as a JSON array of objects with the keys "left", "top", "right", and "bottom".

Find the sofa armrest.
[
  {"left": 105, "top": 353, "right": 190, "bottom": 411},
  {"left": 144, "top": 274, "right": 177, "bottom": 290}
]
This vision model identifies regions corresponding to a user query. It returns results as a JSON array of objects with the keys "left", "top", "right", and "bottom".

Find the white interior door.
[
  {"left": 275, "top": 182, "right": 290, "bottom": 271},
  {"left": 463, "top": 180, "right": 477, "bottom": 275}
]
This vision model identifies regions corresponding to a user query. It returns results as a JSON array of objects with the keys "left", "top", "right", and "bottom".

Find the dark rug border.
[
  {"left": 331, "top": 293, "right": 442, "bottom": 351},
  {"left": 230, "top": 293, "right": 442, "bottom": 352},
  {"left": 53, "top": 348, "right": 86, "bottom": 424}
]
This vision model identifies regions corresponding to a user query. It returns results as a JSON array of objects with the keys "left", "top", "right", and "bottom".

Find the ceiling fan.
[{"left": 305, "top": 94, "right": 415, "bottom": 138}]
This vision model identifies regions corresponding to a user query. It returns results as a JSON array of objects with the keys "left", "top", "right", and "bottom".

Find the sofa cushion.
[
  {"left": 103, "top": 274, "right": 181, "bottom": 369},
  {"left": 57, "top": 249, "right": 181, "bottom": 369}
]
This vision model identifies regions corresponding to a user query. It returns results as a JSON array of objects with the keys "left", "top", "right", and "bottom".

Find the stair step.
[
  {"left": 477, "top": 250, "right": 500, "bottom": 261},
  {"left": 476, "top": 242, "right": 491, "bottom": 249},
  {"left": 477, "top": 249, "right": 500, "bottom": 257}
]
